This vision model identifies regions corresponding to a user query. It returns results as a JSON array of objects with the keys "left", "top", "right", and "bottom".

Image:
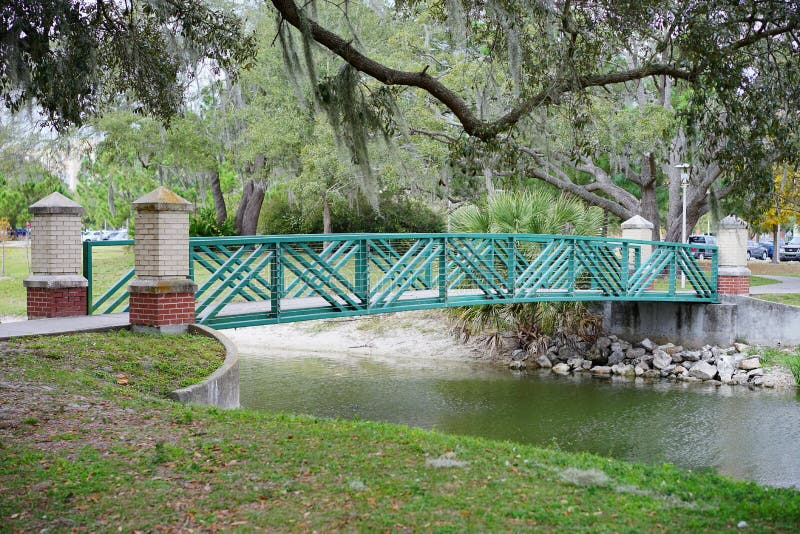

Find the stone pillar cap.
[
  {"left": 719, "top": 214, "right": 748, "bottom": 229},
  {"left": 29, "top": 192, "right": 83, "bottom": 215},
  {"left": 621, "top": 215, "right": 654, "bottom": 230},
  {"left": 133, "top": 187, "right": 193, "bottom": 212}
]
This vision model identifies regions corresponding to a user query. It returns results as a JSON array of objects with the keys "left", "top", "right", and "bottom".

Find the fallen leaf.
[{"left": 115, "top": 374, "right": 129, "bottom": 385}]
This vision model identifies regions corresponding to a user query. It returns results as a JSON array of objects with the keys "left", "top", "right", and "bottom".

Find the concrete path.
[
  {"left": 750, "top": 275, "right": 800, "bottom": 295},
  {"left": 0, "top": 313, "right": 129, "bottom": 340}
]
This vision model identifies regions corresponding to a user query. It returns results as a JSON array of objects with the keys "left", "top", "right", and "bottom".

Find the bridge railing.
[{"left": 83, "top": 233, "right": 717, "bottom": 327}]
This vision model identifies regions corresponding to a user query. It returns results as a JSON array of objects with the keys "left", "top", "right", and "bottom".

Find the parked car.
[
  {"left": 688, "top": 234, "right": 716, "bottom": 259},
  {"left": 746, "top": 240, "right": 769, "bottom": 261},
  {"left": 81, "top": 230, "right": 104, "bottom": 242},
  {"left": 780, "top": 237, "right": 800, "bottom": 261},
  {"left": 105, "top": 229, "right": 130, "bottom": 241},
  {"left": 759, "top": 239, "right": 783, "bottom": 258}
]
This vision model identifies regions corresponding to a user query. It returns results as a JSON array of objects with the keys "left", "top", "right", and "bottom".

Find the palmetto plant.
[{"left": 448, "top": 189, "right": 604, "bottom": 351}]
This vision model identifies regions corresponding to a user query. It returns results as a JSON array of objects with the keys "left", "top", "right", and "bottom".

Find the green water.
[{"left": 239, "top": 351, "right": 800, "bottom": 488}]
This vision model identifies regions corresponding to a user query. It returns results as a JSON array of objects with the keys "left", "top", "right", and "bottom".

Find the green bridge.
[{"left": 84, "top": 233, "right": 718, "bottom": 330}]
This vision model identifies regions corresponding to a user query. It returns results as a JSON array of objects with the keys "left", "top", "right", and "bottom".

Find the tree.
[
  {"left": 1, "top": 0, "right": 255, "bottom": 130},
  {"left": 269, "top": 0, "right": 800, "bottom": 237}
]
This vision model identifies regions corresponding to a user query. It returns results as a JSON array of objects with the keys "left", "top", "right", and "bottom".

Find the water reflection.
[{"left": 239, "top": 351, "right": 800, "bottom": 488}]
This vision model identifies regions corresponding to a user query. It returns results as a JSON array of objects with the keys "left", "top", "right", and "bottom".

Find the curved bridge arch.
[{"left": 184, "top": 233, "right": 717, "bottom": 330}]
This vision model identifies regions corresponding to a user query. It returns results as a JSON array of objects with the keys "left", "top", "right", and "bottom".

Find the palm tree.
[{"left": 447, "top": 189, "right": 604, "bottom": 352}]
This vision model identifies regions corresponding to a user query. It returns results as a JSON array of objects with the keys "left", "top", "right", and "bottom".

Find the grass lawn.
[
  {"left": 2, "top": 332, "right": 800, "bottom": 532},
  {"left": 755, "top": 293, "right": 800, "bottom": 307},
  {"left": 750, "top": 275, "right": 782, "bottom": 287}
]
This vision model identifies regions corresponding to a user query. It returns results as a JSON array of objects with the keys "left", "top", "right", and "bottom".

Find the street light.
[{"left": 675, "top": 163, "right": 690, "bottom": 288}]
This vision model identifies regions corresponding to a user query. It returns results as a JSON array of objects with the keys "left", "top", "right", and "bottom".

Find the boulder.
[
  {"left": 701, "top": 349, "right": 714, "bottom": 361},
  {"left": 626, "top": 347, "right": 646, "bottom": 359},
  {"left": 733, "top": 342, "right": 750, "bottom": 353},
  {"left": 738, "top": 357, "right": 761, "bottom": 371},
  {"left": 640, "top": 338, "right": 657, "bottom": 352},
  {"left": 511, "top": 348, "right": 528, "bottom": 361},
  {"left": 658, "top": 343, "right": 683, "bottom": 355},
  {"left": 552, "top": 363, "right": 571, "bottom": 375},
  {"left": 611, "top": 363, "right": 635, "bottom": 376},
  {"left": 747, "top": 368, "right": 764, "bottom": 377},
  {"left": 537, "top": 355, "right": 553, "bottom": 368},
  {"left": 607, "top": 350, "right": 626, "bottom": 366},
  {"left": 652, "top": 350, "right": 672, "bottom": 370},
  {"left": 717, "top": 355, "right": 737, "bottom": 382},
  {"left": 591, "top": 366, "right": 612, "bottom": 376},
  {"left": 566, "top": 357, "right": 584, "bottom": 370},
  {"left": 689, "top": 360, "right": 717, "bottom": 380},
  {"left": 670, "top": 353, "right": 684, "bottom": 364},
  {"left": 641, "top": 370, "right": 661, "bottom": 379},
  {"left": 581, "top": 359, "right": 593, "bottom": 370},
  {"left": 683, "top": 350, "right": 701, "bottom": 362},
  {"left": 509, "top": 360, "right": 526, "bottom": 370}
]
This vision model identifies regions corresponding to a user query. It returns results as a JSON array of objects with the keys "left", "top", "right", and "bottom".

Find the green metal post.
[
  {"left": 567, "top": 238, "right": 576, "bottom": 296},
  {"left": 506, "top": 237, "right": 515, "bottom": 296},
  {"left": 270, "top": 243, "right": 281, "bottom": 320},
  {"left": 82, "top": 241, "right": 92, "bottom": 314},
  {"left": 439, "top": 237, "right": 447, "bottom": 303},
  {"left": 621, "top": 243, "right": 629, "bottom": 294},
  {"left": 356, "top": 239, "right": 369, "bottom": 306}
]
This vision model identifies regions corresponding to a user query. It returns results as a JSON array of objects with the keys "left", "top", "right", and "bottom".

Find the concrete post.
[
  {"left": 717, "top": 215, "right": 750, "bottom": 295},
  {"left": 23, "top": 192, "right": 88, "bottom": 318},
  {"left": 621, "top": 215, "right": 655, "bottom": 263},
  {"left": 128, "top": 187, "right": 197, "bottom": 333}
]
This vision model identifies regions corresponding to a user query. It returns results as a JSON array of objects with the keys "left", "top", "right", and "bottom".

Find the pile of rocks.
[{"left": 508, "top": 334, "right": 778, "bottom": 388}]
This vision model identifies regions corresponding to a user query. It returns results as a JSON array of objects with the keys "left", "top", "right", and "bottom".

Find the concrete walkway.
[
  {"left": 750, "top": 275, "right": 800, "bottom": 295},
  {"left": 0, "top": 313, "right": 129, "bottom": 340}
]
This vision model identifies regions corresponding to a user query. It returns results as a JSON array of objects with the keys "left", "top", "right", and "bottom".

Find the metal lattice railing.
[{"left": 84, "top": 233, "right": 718, "bottom": 329}]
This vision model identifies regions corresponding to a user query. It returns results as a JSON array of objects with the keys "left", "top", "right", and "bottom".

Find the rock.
[
  {"left": 558, "top": 346, "right": 577, "bottom": 359},
  {"left": 734, "top": 342, "right": 750, "bottom": 353},
  {"left": 511, "top": 348, "right": 528, "bottom": 361},
  {"left": 552, "top": 363, "right": 571, "bottom": 375},
  {"left": 635, "top": 360, "right": 650, "bottom": 371},
  {"left": 626, "top": 347, "right": 646, "bottom": 360},
  {"left": 607, "top": 350, "right": 625, "bottom": 366},
  {"left": 739, "top": 357, "right": 761, "bottom": 371},
  {"left": 763, "top": 379, "right": 775, "bottom": 388},
  {"left": 674, "top": 365, "right": 687, "bottom": 374},
  {"left": 717, "top": 355, "right": 737, "bottom": 382},
  {"left": 611, "top": 363, "right": 635, "bottom": 376},
  {"left": 652, "top": 350, "right": 672, "bottom": 370},
  {"left": 747, "top": 368, "right": 764, "bottom": 377},
  {"left": 658, "top": 343, "right": 683, "bottom": 355},
  {"left": 689, "top": 361, "right": 717, "bottom": 380},
  {"left": 707, "top": 379, "right": 722, "bottom": 386},
  {"left": 567, "top": 357, "right": 583, "bottom": 370},
  {"left": 634, "top": 366, "right": 645, "bottom": 377},
  {"left": 591, "top": 366, "right": 612, "bottom": 376},
  {"left": 581, "top": 359, "right": 593, "bottom": 370},
  {"left": 509, "top": 360, "right": 526, "bottom": 370},
  {"left": 683, "top": 350, "right": 701, "bottom": 362},
  {"left": 701, "top": 349, "right": 713, "bottom": 361},
  {"left": 537, "top": 355, "right": 553, "bottom": 368},
  {"left": 711, "top": 346, "right": 723, "bottom": 359},
  {"left": 641, "top": 370, "right": 661, "bottom": 379},
  {"left": 670, "top": 353, "right": 684, "bottom": 364},
  {"left": 753, "top": 376, "right": 764, "bottom": 387},
  {"left": 640, "top": 338, "right": 657, "bottom": 352},
  {"left": 499, "top": 333, "right": 520, "bottom": 353}
]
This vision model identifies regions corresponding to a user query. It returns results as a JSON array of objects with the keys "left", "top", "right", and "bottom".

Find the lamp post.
[{"left": 675, "top": 163, "right": 690, "bottom": 288}]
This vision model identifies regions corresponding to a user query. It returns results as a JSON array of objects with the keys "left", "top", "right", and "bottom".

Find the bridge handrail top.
[{"left": 176, "top": 232, "right": 717, "bottom": 251}]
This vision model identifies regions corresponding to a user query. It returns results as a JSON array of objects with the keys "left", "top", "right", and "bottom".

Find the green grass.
[
  {"left": 760, "top": 347, "right": 800, "bottom": 386},
  {"left": 749, "top": 275, "right": 782, "bottom": 287},
  {"left": 755, "top": 294, "right": 800, "bottom": 307},
  {"left": 0, "top": 242, "right": 30, "bottom": 316},
  {"left": 2, "top": 332, "right": 800, "bottom": 532}
]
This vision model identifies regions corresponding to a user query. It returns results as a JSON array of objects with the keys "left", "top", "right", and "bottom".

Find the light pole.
[{"left": 675, "top": 163, "right": 690, "bottom": 288}]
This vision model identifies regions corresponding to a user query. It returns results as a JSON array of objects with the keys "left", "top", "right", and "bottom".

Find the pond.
[{"left": 238, "top": 350, "right": 800, "bottom": 488}]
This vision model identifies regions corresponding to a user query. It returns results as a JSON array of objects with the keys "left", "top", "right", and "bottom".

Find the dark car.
[
  {"left": 780, "top": 237, "right": 800, "bottom": 261},
  {"left": 759, "top": 238, "right": 785, "bottom": 258},
  {"left": 688, "top": 234, "right": 716, "bottom": 259},
  {"left": 746, "top": 240, "right": 769, "bottom": 261}
]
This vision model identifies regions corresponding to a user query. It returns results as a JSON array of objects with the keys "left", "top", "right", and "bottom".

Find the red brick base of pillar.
[
  {"left": 23, "top": 275, "right": 88, "bottom": 319},
  {"left": 129, "top": 279, "right": 197, "bottom": 334},
  {"left": 26, "top": 286, "right": 87, "bottom": 318},
  {"left": 718, "top": 275, "right": 750, "bottom": 295}
]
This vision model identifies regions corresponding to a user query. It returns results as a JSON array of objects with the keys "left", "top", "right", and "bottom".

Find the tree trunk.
[
  {"left": 323, "top": 195, "right": 332, "bottom": 234},
  {"left": 209, "top": 171, "right": 228, "bottom": 225},
  {"left": 772, "top": 223, "right": 780, "bottom": 263},
  {"left": 639, "top": 154, "right": 661, "bottom": 241},
  {"left": 235, "top": 180, "right": 266, "bottom": 236}
]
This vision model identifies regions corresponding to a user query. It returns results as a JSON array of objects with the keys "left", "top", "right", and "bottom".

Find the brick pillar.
[
  {"left": 23, "top": 193, "right": 88, "bottom": 318},
  {"left": 621, "top": 215, "right": 655, "bottom": 263},
  {"left": 717, "top": 215, "right": 750, "bottom": 295},
  {"left": 128, "top": 187, "right": 197, "bottom": 334}
]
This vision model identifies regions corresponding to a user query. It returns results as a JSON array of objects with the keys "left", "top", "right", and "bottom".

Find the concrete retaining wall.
[
  {"left": 598, "top": 296, "right": 800, "bottom": 348},
  {"left": 170, "top": 324, "right": 240, "bottom": 408}
]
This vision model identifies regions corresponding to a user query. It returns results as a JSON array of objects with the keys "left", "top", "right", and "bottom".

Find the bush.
[
  {"left": 189, "top": 207, "right": 237, "bottom": 236},
  {"left": 258, "top": 193, "right": 444, "bottom": 235}
]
